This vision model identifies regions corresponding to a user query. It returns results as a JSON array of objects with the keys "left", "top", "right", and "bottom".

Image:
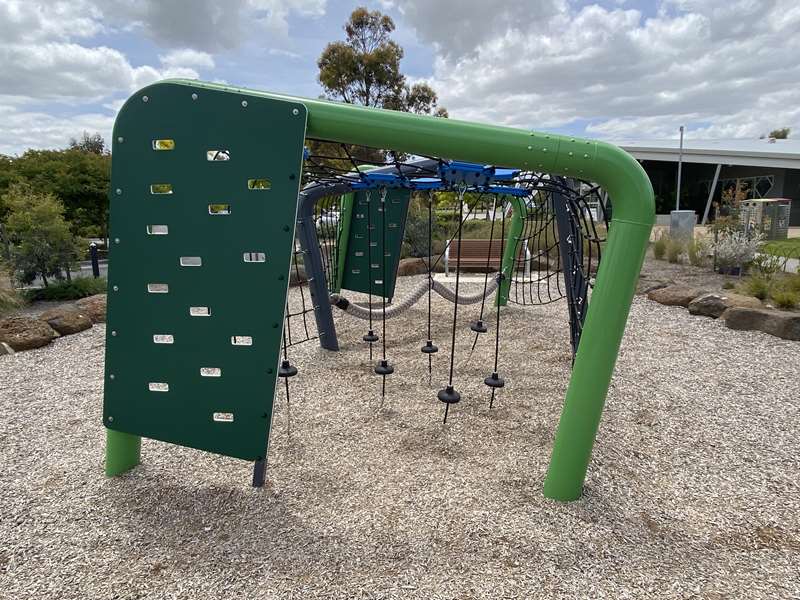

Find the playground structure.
[{"left": 102, "top": 80, "right": 654, "bottom": 501}]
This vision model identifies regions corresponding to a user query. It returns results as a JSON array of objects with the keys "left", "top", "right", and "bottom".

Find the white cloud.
[
  {"left": 159, "top": 49, "right": 216, "bottom": 70},
  {"left": 0, "top": 105, "right": 114, "bottom": 156},
  {"left": 0, "top": 0, "right": 103, "bottom": 43},
  {"left": 100, "top": 0, "right": 327, "bottom": 50},
  {"left": 393, "top": 0, "right": 800, "bottom": 139},
  {"left": 0, "top": 42, "right": 201, "bottom": 103}
]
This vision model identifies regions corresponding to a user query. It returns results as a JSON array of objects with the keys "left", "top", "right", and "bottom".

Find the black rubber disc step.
[
  {"left": 375, "top": 359, "right": 394, "bottom": 376},
  {"left": 470, "top": 320, "right": 488, "bottom": 333},
  {"left": 421, "top": 340, "right": 438, "bottom": 354},
  {"left": 437, "top": 385, "right": 461, "bottom": 404},
  {"left": 484, "top": 372, "right": 505, "bottom": 388},
  {"left": 278, "top": 360, "right": 298, "bottom": 378}
]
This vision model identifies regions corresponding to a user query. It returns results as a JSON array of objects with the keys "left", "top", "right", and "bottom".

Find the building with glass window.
[{"left": 620, "top": 138, "right": 800, "bottom": 226}]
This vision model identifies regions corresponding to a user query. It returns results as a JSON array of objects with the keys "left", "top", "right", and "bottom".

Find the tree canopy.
[
  {"left": 1, "top": 182, "right": 82, "bottom": 286},
  {"left": 318, "top": 7, "right": 447, "bottom": 117},
  {"left": 768, "top": 127, "right": 791, "bottom": 139},
  {"left": 0, "top": 143, "right": 110, "bottom": 238}
]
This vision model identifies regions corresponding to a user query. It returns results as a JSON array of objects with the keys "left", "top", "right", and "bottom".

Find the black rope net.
[
  {"left": 299, "top": 142, "right": 610, "bottom": 354},
  {"left": 283, "top": 244, "right": 317, "bottom": 348}
]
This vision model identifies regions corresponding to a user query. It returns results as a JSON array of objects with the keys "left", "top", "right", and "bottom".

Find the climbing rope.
[
  {"left": 485, "top": 200, "right": 507, "bottom": 407},
  {"left": 278, "top": 312, "right": 298, "bottom": 435},
  {"left": 421, "top": 190, "right": 438, "bottom": 384},
  {"left": 375, "top": 186, "right": 393, "bottom": 404},
  {"left": 466, "top": 196, "right": 498, "bottom": 360},
  {"left": 330, "top": 275, "right": 500, "bottom": 319},
  {"left": 362, "top": 188, "right": 378, "bottom": 358},
  {"left": 438, "top": 183, "right": 467, "bottom": 423}
]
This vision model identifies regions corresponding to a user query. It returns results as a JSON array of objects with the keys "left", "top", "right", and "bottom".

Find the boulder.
[
  {"left": 688, "top": 292, "right": 763, "bottom": 319},
  {"left": 0, "top": 317, "right": 58, "bottom": 351},
  {"left": 0, "top": 342, "right": 14, "bottom": 356},
  {"left": 397, "top": 257, "right": 429, "bottom": 276},
  {"left": 722, "top": 307, "right": 800, "bottom": 341},
  {"left": 74, "top": 294, "right": 107, "bottom": 323},
  {"left": 637, "top": 277, "right": 673, "bottom": 296},
  {"left": 647, "top": 285, "right": 705, "bottom": 308},
  {"left": 38, "top": 307, "right": 93, "bottom": 335}
]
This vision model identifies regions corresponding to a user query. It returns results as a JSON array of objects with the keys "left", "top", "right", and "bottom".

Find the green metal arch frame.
[{"left": 107, "top": 79, "right": 654, "bottom": 501}]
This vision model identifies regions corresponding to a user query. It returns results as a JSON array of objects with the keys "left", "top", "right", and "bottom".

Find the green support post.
[
  {"left": 497, "top": 196, "right": 527, "bottom": 307},
  {"left": 105, "top": 429, "right": 141, "bottom": 477},
  {"left": 107, "top": 79, "right": 653, "bottom": 499}
]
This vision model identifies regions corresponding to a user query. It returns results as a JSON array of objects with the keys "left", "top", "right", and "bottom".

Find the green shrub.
[
  {"left": 722, "top": 281, "right": 735, "bottom": 290},
  {"left": 26, "top": 277, "right": 106, "bottom": 301},
  {"left": 0, "top": 288, "right": 23, "bottom": 316},
  {"left": 772, "top": 290, "right": 798, "bottom": 310},
  {"left": 783, "top": 274, "right": 800, "bottom": 293},
  {"left": 652, "top": 235, "right": 667, "bottom": 260},
  {"left": 743, "top": 276, "right": 770, "bottom": 301},
  {"left": 686, "top": 237, "right": 709, "bottom": 267},
  {"left": 666, "top": 238, "right": 684, "bottom": 264}
]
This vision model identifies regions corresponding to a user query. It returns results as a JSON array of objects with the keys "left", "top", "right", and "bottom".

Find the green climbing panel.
[
  {"left": 102, "top": 81, "right": 307, "bottom": 461},
  {"left": 339, "top": 188, "right": 410, "bottom": 299}
]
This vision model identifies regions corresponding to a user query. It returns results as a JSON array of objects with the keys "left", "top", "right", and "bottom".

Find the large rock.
[
  {"left": 397, "top": 257, "right": 429, "bottom": 276},
  {"left": 722, "top": 307, "right": 800, "bottom": 341},
  {"left": 38, "top": 307, "right": 93, "bottom": 335},
  {"left": 0, "top": 317, "right": 58, "bottom": 351},
  {"left": 647, "top": 285, "right": 705, "bottom": 307},
  {"left": 74, "top": 294, "right": 107, "bottom": 323},
  {"left": 688, "top": 292, "right": 763, "bottom": 319},
  {"left": 637, "top": 277, "right": 674, "bottom": 296}
]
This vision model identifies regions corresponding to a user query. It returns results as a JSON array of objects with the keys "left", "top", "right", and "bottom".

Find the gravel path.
[{"left": 1, "top": 275, "right": 799, "bottom": 599}]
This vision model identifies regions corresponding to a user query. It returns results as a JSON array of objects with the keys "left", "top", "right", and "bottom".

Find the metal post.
[
  {"left": 89, "top": 242, "right": 100, "bottom": 278},
  {"left": 497, "top": 196, "right": 526, "bottom": 306},
  {"left": 105, "top": 429, "right": 141, "bottom": 476},
  {"left": 553, "top": 185, "right": 586, "bottom": 357},
  {"left": 296, "top": 190, "right": 341, "bottom": 351},
  {"left": 675, "top": 125, "right": 684, "bottom": 211},
  {"left": 701, "top": 164, "right": 722, "bottom": 225}
]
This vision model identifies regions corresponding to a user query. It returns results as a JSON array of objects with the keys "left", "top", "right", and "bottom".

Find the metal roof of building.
[{"left": 618, "top": 138, "right": 800, "bottom": 169}]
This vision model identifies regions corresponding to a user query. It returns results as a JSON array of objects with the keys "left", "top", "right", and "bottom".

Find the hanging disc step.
[
  {"left": 363, "top": 330, "right": 379, "bottom": 343},
  {"left": 374, "top": 359, "right": 394, "bottom": 375},
  {"left": 278, "top": 360, "right": 298, "bottom": 378},
  {"left": 470, "top": 320, "right": 488, "bottom": 333},
  {"left": 421, "top": 340, "right": 438, "bottom": 354},
  {"left": 484, "top": 372, "right": 505, "bottom": 388},
  {"left": 437, "top": 385, "right": 461, "bottom": 404}
]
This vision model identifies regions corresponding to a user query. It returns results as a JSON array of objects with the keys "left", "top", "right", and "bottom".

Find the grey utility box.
[{"left": 669, "top": 210, "right": 697, "bottom": 240}]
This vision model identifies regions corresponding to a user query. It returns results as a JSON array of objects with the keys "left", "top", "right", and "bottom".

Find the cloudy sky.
[{"left": 1, "top": 0, "right": 798, "bottom": 155}]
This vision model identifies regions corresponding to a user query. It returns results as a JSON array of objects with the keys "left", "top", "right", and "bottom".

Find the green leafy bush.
[
  {"left": 666, "top": 238, "right": 684, "bottom": 264},
  {"left": 686, "top": 237, "right": 709, "bottom": 267},
  {"left": 772, "top": 290, "right": 798, "bottom": 310},
  {"left": 722, "top": 281, "right": 735, "bottom": 290},
  {"left": 26, "top": 277, "right": 106, "bottom": 301},
  {"left": 0, "top": 288, "right": 23, "bottom": 316},
  {"left": 782, "top": 274, "right": 800, "bottom": 293},
  {"left": 1, "top": 182, "right": 84, "bottom": 286},
  {"left": 652, "top": 237, "right": 667, "bottom": 260},
  {"left": 743, "top": 276, "right": 770, "bottom": 301}
]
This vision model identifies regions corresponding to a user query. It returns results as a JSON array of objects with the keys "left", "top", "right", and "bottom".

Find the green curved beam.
[{"left": 109, "top": 80, "right": 654, "bottom": 500}]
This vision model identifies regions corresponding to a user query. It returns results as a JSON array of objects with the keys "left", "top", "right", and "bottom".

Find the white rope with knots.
[{"left": 330, "top": 274, "right": 501, "bottom": 320}]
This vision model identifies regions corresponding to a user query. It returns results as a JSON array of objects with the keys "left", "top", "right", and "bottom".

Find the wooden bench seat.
[{"left": 444, "top": 238, "right": 530, "bottom": 276}]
